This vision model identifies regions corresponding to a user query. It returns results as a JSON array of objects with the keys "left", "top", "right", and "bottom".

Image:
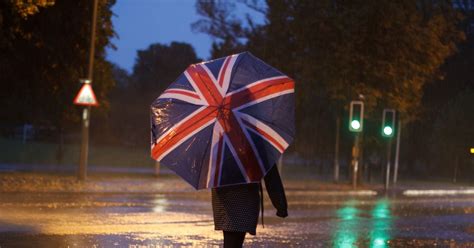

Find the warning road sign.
[{"left": 74, "top": 83, "right": 98, "bottom": 106}]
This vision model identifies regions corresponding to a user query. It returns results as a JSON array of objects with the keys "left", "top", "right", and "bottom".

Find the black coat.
[{"left": 211, "top": 165, "right": 288, "bottom": 235}]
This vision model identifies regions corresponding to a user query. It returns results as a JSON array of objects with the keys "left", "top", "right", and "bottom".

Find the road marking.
[
  {"left": 290, "top": 190, "right": 377, "bottom": 196},
  {"left": 403, "top": 189, "right": 474, "bottom": 196}
]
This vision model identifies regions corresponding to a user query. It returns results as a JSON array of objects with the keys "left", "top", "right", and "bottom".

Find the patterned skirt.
[{"left": 211, "top": 183, "right": 260, "bottom": 235}]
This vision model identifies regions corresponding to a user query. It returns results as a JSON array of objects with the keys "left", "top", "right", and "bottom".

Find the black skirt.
[
  {"left": 211, "top": 165, "right": 288, "bottom": 235},
  {"left": 212, "top": 183, "right": 260, "bottom": 235}
]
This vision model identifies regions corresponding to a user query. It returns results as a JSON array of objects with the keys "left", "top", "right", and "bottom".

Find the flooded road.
[{"left": 0, "top": 174, "right": 473, "bottom": 247}]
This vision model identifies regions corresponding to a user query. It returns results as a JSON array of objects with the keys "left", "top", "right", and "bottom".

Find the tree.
[
  {"left": 0, "top": 0, "right": 55, "bottom": 49},
  {"left": 194, "top": 0, "right": 465, "bottom": 161},
  {"left": 132, "top": 42, "right": 201, "bottom": 96},
  {"left": 192, "top": 0, "right": 253, "bottom": 58},
  {"left": 428, "top": 90, "right": 474, "bottom": 177},
  {"left": 410, "top": 2, "right": 474, "bottom": 177},
  {"left": 0, "top": 0, "right": 116, "bottom": 137},
  {"left": 108, "top": 42, "right": 201, "bottom": 146},
  {"left": 260, "top": 0, "right": 463, "bottom": 120}
]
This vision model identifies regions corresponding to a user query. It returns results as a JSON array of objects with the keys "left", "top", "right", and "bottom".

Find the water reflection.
[
  {"left": 333, "top": 199, "right": 393, "bottom": 248},
  {"left": 370, "top": 199, "right": 392, "bottom": 248},
  {"left": 333, "top": 200, "right": 360, "bottom": 248},
  {"left": 152, "top": 195, "right": 168, "bottom": 213}
]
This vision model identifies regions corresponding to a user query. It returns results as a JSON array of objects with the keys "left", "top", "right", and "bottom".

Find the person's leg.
[{"left": 223, "top": 231, "right": 246, "bottom": 248}]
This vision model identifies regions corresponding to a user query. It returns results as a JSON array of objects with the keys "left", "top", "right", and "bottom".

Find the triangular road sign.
[{"left": 74, "top": 84, "right": 98, "bottom": 106}]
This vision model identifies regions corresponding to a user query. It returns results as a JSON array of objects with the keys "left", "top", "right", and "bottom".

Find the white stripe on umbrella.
[
  {"left": 207, "top": 121, "right": 225, "bottom": 188},
  {"left": 233, "top": 110, "right": 267, "bottom": 175},
  {"left": 158, "top": 89, "right": 205, "bottom": 105},
  {"left": 184, "top": 70, "right": 208, "bottom": 106},
  {"left": 218, "top": 54, "right": 238, "bottom": 96},
  {"left": 236, "top": 112, "right": 289, "bottom": 153},
  {"left": 222, "top": 132, "right": 252, "bottom": 184}
]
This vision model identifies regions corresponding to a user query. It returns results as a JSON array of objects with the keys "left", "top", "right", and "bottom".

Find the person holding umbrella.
[{"left": 151, "top": 52, "right": 295, "bottom": 247}]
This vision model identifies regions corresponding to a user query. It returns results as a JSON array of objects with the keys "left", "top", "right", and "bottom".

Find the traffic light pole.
[
  {"left": 78, "top": 0, "right": 99, "bottom": 181},
  {"left": 334, "top": 116, "right": 340, "bottom": 183},
  {"left": 393, "top": 119, "right": 402, "bottom": 184},
  {"left": 385, "top": 138, "right": 392, "bottom": 191},
  {"left": 351, "top": 133, "right": 360, "bottom": 189}
]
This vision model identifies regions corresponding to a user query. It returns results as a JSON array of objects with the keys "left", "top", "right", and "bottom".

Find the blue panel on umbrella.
[
  {"left": 228, "top": 52, "right": 285, "bottom": 93},
  {"left": 204, "top": 57, "right": 225, "bottom": 81},
  {"left": 160, "top": 124, "right": 213, "bottom": 189},
  {"left": 247, "top": 131, "right": 280, "bottom": 173},
  {"left": 239, "top": 93, "right": 295, "bottom": 145},
  {"left": 150, "top": 100, "right": 201, "bottom": 143},
  {"left": 219, "top": 145, "right": 247, "bottom": 186},
  {"left": 167, "top": 72, "right": 196, "bottom": 91}
]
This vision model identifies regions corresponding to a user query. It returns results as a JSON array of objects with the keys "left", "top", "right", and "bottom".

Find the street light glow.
[
  {"left": 383, "top": 126, "right": 393, "bottom": 136},
  {"left": 351, "top": 120, "right": 361, "bottom": 130}
]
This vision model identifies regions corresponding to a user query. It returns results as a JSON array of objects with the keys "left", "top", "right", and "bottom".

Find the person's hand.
[{"left": 276, "top": 209, "right": 288, "bottom": 218}]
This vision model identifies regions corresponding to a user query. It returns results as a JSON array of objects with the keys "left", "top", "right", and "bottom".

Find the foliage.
[
  {"left": 132, "top": 42, "right": 201, "bottom": 95},
  {"left": 194, "top": 0, "right": 465, "bottom": 159},
  {"left": 108, "top": 42, "right": 201, "bottom": 146},
  {"left": 13, "top": 0, "right": 55, "bottom": 18},
  {"left": 0, "top": 0, "right": 116, "bottom": 135},
  {"left": 259, "top": 0, "right": 463, "bottom": 121},
  {"left": 428, "top": 90, "right": 474, "bottom": 173},
  {"left": 192, "top": 0, "right": 250, "bottom": 58},
  {"left": 0, "top": 1, "right": 55, "bottom": 50}
]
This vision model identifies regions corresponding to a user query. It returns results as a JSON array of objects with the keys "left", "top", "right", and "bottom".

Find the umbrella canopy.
[{"left": 150, "top": 52, "right": 294, "bottom": 189}]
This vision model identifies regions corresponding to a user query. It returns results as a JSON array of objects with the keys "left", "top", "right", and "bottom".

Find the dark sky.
[{"left": 106, "top": 0, "right": 264, "bottom": 73}]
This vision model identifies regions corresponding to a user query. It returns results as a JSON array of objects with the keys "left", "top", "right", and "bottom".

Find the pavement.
[{"left": 0, "top": 168, "right": 473, "bottom": 247}]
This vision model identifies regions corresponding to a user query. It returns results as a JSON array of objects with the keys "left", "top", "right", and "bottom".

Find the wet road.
[{"left": 0, "top": 176, "right": 474, "bottom": 247}]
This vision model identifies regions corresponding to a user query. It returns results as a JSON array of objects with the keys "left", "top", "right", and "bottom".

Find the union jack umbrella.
[{"left": 150, "top": 52, "right": 295, "bottom": 189}]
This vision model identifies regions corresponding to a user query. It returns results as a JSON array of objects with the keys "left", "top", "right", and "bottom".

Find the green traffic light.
[
  {"left": 351, "top": 120, "right": 361, "bottom": 130},
  {"left": 383, "top": 126, "right": 393, "bottom": 136},
  {"left": 349, "top": 101, "right": 364, "bottom": 132}
]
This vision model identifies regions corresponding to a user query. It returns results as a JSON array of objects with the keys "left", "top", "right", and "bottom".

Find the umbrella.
[{"left": 150, "top": 52, "right": 294, "bottom": 189}]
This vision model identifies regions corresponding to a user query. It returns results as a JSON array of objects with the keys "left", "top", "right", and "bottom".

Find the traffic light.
[
  {"left": 382, "top": 109, "right": 396, "bottom": 137},
  {"left": 349, "top": 101, "right": 364, "bottom": 132}
]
